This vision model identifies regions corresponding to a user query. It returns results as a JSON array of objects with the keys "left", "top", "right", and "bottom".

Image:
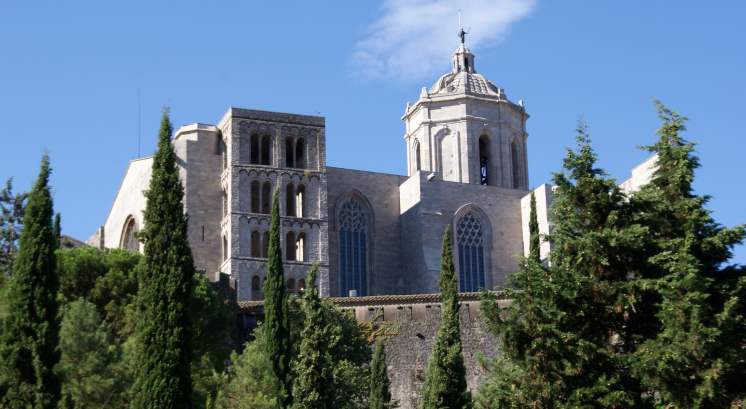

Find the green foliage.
[
  {"left": 0, "top": 178, "right": 27, "bottom": 278},
  {"left": 53, "top": 213, "right": 61, "bottom": 248},
  {"left": 191, "top": 273, "right": 236, "bottom": 409},
  {"left": 131, "top": 110, "right": 196, "bottom": 409},
  {"left": 263, "top": 187, "right": 292, "bottom": 408},
  {"left": 528, "top": 192, "right": 540, "bottom": 263},
  {"left": 629, "top": 102, "right": 746, "bottom": 408},
  {"left": 56, "top": 298, "right": 127, "bottom": 409},
  {"left": 478, "top": 123, "right": 652, "bottom": 408},
  {"left": 292, "top": 265, "right": 334, "bottom": 409},
  {"left": 0, "top": 155, "right": 60, "bottom": 409},
  {"left": 369, "top": 341, "right": 393, "bottom": 409},
  {"left": 214, "top": 325, "right": 280, "bottom": 409},
  {"left": 420, "top": 226, "right": 471, "bottom": 409}
]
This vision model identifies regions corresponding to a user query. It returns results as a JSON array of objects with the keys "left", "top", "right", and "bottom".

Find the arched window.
[
  {"left": 251, "top": 275, "right": 261, "bottom": 291},
  {"left": 285, "top": 138, "right": 294, "bottom": 168},
  {"left": 511, "top": 139, "right": 521, "bottom": 189},
  {"left": 479, "top": 135, "right": 490, "bottom": 186},
  {"left": 222, "top": 137, "right": 228, "bottom": 170},
  {"left": 261, "top": 182, "right": 272, "bottom": 214},
  {"left": 251, "top": 181, "right": 260, "bottom": 213},
  {"left": 222, "top": 190, "right": 228, "bottom": 219},
  {"left": 250, "top": 134, "right": 260, "bottom": 164},
  {"left": 260, "top": 135, "right": 271, "bottom": 166},
  {"left": 287, "top": 278, "right": 296, "bottom": 293},
  {"left": 286, "top": 183, "right": 296, "bottom": 217},
  {"left": 222, "top": 235, "right": 228, "bottom": 261},
  {"left": 120, "top": 216, "right": 139, "bottom": 252},
  {"left": 286, "top": 231, "right": 296, "bottom": 261},
  {"left": 251, "top": 231, "right": 261, "bottom": 257},
  {"left": 298, "top": 278, "right": 306, "bottom": 293},
  {"left": 296, "top": 232, "right": 305, "bottom": 262},
  {"left": 456, "top": 212, "right": 487, "bottom": 292},
  {"left": 295, "top": 138, "right": 305, "bottom": 169},
  {"left": 413, "top": 139, "right": 421, "bottom": 172},
  {"left": 338, "top": 196, "right": 371, "bottom": 297},
  {"left": 262, "top": 231, "right": 270, "bottom": 258},
  {"left": 296, "top": 185, "right": 305, "bottom": 218}
]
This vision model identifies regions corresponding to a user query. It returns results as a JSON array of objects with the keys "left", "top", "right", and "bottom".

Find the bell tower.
[{"left": 402, "top": 31, "right": 529, "bottom": 190}]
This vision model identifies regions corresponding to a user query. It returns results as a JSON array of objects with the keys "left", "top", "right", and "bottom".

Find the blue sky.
[{"left": 1, "top": 1, "right": 744, "bottom": 264}]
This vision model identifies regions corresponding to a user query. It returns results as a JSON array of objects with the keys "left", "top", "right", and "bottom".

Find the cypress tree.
[
  {"left": 263, "top": 186, "right": 292, "bottom": 408},
  {"left": 630, "top": 102, "right": 746, "bottom": 407},
  {"left": 369, "top": 341, "right": 393, "bottom": 409},
  {"left": 131, "top": 110, "right": 195, "bottom": 409},
  {"left": 291, "top": 265, "right": 333, "bottom": 409},
  {"left": 528, "top": 192, "right": 540, "bottom": 263},
  {"left": 0, "top": 155, "right": 60, "bottom": 409},
  {"left": 420, "top": 225, "right": 471, "bottom": 409},
  {"left": 53, "top": 212, "right": 61, "bottom": 248}
]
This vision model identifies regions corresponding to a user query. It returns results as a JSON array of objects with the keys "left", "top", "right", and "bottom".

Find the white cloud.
[{"left": 352, "top": 0, "right": 536, "bottom": 82}]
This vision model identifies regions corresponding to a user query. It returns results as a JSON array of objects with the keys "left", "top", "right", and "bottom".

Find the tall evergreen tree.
[
  {"left": 528, "top": 192, "right": 540, "bottom": 263},
  {"left": 478, "top": 123, "right": 651, "bottom": 408},
  {"left": 420, "top": 225, "right": 471, "bottom": 409},
  {"left": 53, "top": 212, "right": 61, "bottom": 248},
  {"left": 369, "top": 341, "right": 393, "bottom": 409},
  {"left": 291, "top": 265, "right": 334, "bottom": 409},
  {"left": 0, "top": 155, "right": 60, "bottom": 409},
  {"left": 0, "top": 178, "right": 27, "bottom": 277},
  {"left": 131, "top": 110, "right": 195, "bottom": 409},
  {"left": 630, "top": 102, "right": 746, "bottom": 408},
  {"left": 263, "top": 186, "right": 292, "bottom": 408}
]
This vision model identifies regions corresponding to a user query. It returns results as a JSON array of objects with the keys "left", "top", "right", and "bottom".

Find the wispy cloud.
[{"left": 352, "top": 0, "right": 536, "bottom": 82}]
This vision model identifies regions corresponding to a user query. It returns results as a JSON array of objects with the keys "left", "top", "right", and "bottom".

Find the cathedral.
[{"left": 88, "top": 36, "right": 586, "bottom": 301}]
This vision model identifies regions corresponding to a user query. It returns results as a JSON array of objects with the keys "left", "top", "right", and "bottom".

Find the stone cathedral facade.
[{"left": 89, "top": 40, "right": 598, "bottom": 302}]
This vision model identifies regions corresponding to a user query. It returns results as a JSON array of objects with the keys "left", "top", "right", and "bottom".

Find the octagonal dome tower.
[{"left": 402, "top": 34, "right": 529, "bottom": 190}]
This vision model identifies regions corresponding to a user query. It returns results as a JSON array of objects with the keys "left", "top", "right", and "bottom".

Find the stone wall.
[{"left": 237, "top": 292, "right": 507, "bottom": 409}]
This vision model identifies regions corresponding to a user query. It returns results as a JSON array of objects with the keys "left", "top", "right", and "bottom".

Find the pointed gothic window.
[
  {"left": 338, "top": 196, "right": 370, "bottom": 297},
  {"left": 456, "top": 212, "right": 487, "bottom": 292},
  {"left": 120, "top": 216, "right": 139, "bottom": 252}
]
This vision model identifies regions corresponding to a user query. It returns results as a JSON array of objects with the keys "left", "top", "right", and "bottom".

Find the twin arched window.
[
  {"left": 285, "top": 137, "right": 306, "bottom": 168},
  {"left": 250, "top": 181, "right": 273, "bottom": 214},
  {"left": 338, "top": 196, "right": 371, "bottom": 297},
  {"left": 285, "top": 183, "right": 305, "bottom": 217},
  {"left": 455, "top": 211, "right": 488, "bottom": 292},
  {"left": 250, "top": 134, "right": 272, "bottom": 165}
]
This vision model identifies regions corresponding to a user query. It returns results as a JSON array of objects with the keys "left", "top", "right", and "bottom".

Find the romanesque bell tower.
[{"left": 402, "top": 31, "right": 529, "bottom": 189}]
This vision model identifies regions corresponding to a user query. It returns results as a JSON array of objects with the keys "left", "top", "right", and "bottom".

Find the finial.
[{"left": 458, "top": 10, "right": 467, "bottom": 45}]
